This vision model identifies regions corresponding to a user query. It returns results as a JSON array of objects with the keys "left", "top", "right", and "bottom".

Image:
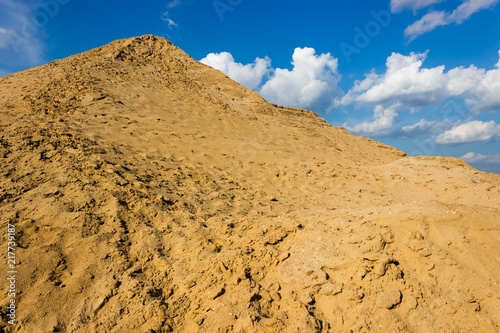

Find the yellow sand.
[{"left": 0, "top": 35, "right": 498, "bottom": 332}]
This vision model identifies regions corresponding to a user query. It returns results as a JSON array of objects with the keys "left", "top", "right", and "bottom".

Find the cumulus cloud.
[
  {"left": 200, "top": 52, "right": 271, "bottom": 91},
  {"left": 344, "top": 103, "right": 400, "bottom": 137},
  {"left": 404, "top": 0, "right": 500, "bottom": 40},
  {"left": 201, "top": 47, "right": 342, "bottom": 111},
  {"left": 461, "top": 152, "right": 500, "bottom": 164},
  {"left": 436, "top": 120, "right": 500, "bottom": 144},
  {"left": 259, "top": 47, "right": 342, "bottom": 111},
  {"left": 402, "top": 119, "right": 437, "bottom": 136},
  {"left": 340, "top": 51, "right": 500, "bottom": 139},
  {"left": 345, "top": 51, "right": 449, "bottom": 107},
  {"left": 339, "top": 50, "right": 500, "bottom": 114},
  {"left": 391, "top": 0, "right": 445, "bottom": 13}
]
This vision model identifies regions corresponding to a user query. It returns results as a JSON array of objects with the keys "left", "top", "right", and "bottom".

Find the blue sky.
[{"left": 1, "top": 0, "right": 500, "bottom": 173}]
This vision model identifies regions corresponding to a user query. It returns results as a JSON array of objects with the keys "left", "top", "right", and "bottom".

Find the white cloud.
[
  {"left": 339, "top": 48, "right": 500, "bottom": 139},
  {"left": 163, "top": 17, "right": 177, "bottom": 28},
  {"left": 402, "top": 119, "right": 436, "bottom": 135},
  {"left": 344, "top": 103, "right": 400, "bottom": 137},
  {"left": 161, "top": 11, "right": 178, "bottom": 29},
  {"left": 259, "top": 47, "right": 342, "bottom": 111},
  {"left": 201, "top": 47, "right": 343, "bottom": 111},
  {"left": 200, "top": 52, "right": 271, "bottom": 90},
  {"left": 339, "top": 50, "right": 500, "bottom": 114},
  {"left": 167, "top": 0, "right": 182, "bottom": 8},
  {"left": 404, "top": 11, "right": 447, "bottom": 40},
  {"left": 354, "top": 51, "right": 449, "bottom": 106},
  {"left": 0, "top": 27, "right": 13, "bottom": 49},
  {"left": 404, "top": 0, "right": 499, "bottom": 40},
  {"left": 402, "top": 118, "right": 456, "bottom": 137},
  {"left": 449, "top": 0, "right": 499, "bottom": 23},
  {"left": 0, "top": 0, "right": 47, "bottom": 71},
  {"left": 391, "top": 0, "right": 445, "bottom": 13},
  {"left": 167, "top": 18, "right": 177, "bottom": 28},
  {"left": 436, "top": 120, "right": 500, "bottom": 144},
  {"left": 3, "top": 33, "right": 44, "bottom": 66},
  {"left": 461, "top": 152, "right": 500, "bottom": 164}
]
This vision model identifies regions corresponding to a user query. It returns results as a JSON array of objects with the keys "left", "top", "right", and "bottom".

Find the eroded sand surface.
[{"left": 0, "top": 35, "right": 499, "bottom": 332}]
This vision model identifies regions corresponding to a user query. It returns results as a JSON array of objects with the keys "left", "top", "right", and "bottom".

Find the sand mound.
[{"left": 0, "top": 35, "right": 499, "bottom": 332}]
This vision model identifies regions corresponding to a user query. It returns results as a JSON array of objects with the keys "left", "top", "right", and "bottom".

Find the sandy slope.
[{"left": 0, "top": 35, "right": 499, "bottom": 332}]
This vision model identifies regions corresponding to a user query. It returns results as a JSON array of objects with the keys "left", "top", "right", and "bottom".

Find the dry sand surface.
[{"left": 0, "top": 35, "right": 499, "bottom": 332}]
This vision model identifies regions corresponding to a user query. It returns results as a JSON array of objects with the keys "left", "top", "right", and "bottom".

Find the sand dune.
[{"left": 0, "top": 35, "right": 499, "bottom": 332}]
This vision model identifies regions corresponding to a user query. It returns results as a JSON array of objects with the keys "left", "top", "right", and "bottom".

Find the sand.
[{"left": 0, "top": 35, "right": 499, "bottom": 332}]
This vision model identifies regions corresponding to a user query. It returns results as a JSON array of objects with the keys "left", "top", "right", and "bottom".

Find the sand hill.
[{"left": 0, "top": 35, "right": 499, "bottom": 332}]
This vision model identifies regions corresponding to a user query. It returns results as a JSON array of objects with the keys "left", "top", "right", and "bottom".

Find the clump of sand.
[{"left": 0, "top": 35, "right": 498, "bottom": 332}]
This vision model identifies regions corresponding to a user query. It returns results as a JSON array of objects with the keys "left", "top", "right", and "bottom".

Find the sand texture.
[{"left": 0, "top": 35, "right": 499, "bottom": 332}]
